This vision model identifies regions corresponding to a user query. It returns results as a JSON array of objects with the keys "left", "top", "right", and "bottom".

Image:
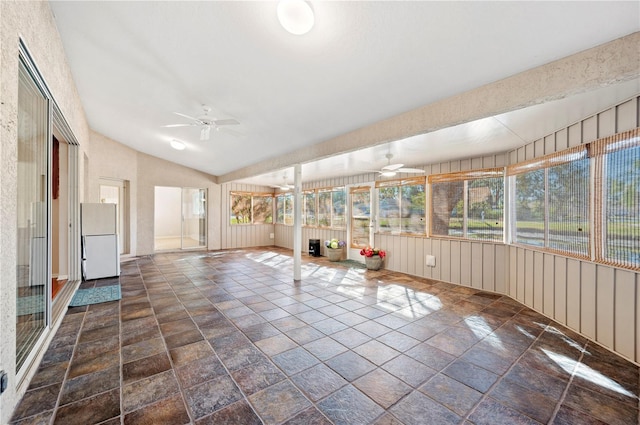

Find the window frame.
[
  {"left": 592, "top": 128, "right": 640, "bottom": 270},
  {"left": 429, "top": 168, "right": 505, "bottom": 241},
  {"left": 276, "top": 186, "right": 345, "bottom": 228},
  {"left": 508, "top": 146, "right": 591, "bottom": 260},
  {"left": 376, "top": 176, "right": 426, "bottom": 236},
  {"left": 229, "top": 191, "right": 274, "bottom": 225}
]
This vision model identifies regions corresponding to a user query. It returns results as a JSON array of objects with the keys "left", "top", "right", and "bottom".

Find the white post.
[{"left": 293, "top": 164, "right": 302, "bottom": 281}]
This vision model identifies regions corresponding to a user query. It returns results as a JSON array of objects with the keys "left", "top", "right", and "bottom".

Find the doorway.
[
  {"left": 99, "top": 178, "right": 130, "bottom": 254},
  {"left": 347, "top": 183, "right": 376, "bottom": 261},
  {"left": 51, "top": 134, "right": 69, "bottom": 300},
  {"left": 154, "top": 186, "right": 207, "bottom": 251}
]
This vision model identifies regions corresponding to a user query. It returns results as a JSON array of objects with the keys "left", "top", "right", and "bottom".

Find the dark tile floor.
[{"left": 10, "top": 247, "right": 640, "bottom": 425}]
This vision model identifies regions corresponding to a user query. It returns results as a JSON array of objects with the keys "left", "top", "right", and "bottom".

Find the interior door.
[{"left": 348, "top": 184, "right": 375, "bottom": 261}]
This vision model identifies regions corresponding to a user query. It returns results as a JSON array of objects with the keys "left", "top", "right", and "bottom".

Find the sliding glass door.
[
  {"left": 16, "top": 59, "right": 49, "bottom": 371},
  {"left": 182, "top": 188, "right": 207, "bottom": 248},
  {"left": 154, "top": 186, "right": 207, "bottom": 251}
]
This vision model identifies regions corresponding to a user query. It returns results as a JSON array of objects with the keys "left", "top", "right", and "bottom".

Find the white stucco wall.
[{"left": 0, "top": 2, "right": 90, "bottom": 423}]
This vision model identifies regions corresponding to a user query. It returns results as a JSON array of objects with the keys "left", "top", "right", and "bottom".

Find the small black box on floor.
[{"left": 309, "top": 239, "right": 321, "bottom": 257}]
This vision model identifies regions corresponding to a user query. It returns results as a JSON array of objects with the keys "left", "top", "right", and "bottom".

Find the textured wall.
[
  {"left": 0, "top": 2, "right": 90, "bottom": 423},
  {"left": 83, "top": 131, "right": 221, "bottom": 256},
  {"left": 86, "top": 131, "right": 138, "bottom": 254},
  {"left": 135, "top": 151, "right": 219, "bottom": 255}
]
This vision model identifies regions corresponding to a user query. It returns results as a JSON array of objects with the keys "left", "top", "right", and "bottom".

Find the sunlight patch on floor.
[{"left": 542, "top": 349, "right": 637, "bottom": 399}]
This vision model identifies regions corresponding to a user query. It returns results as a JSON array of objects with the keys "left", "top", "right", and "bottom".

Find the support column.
[{"left": 293, "top": 164, "right": 302, "bottom": 281}]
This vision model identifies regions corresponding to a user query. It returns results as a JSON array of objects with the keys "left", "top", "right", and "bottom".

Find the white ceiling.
[{"left": 50, "top": 1, "right": 640, "bottom": 187}]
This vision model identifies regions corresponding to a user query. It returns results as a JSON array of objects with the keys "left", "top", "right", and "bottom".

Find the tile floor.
[{"left": 10, "top": 247, "right": 640, "bottom": 425}]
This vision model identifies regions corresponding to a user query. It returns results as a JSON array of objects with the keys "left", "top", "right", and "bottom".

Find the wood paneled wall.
[
  {"left": 507, "top": 96, "right": 640, "bottom": 363},
  {"left": 220, "top": 182, "right": 275, "bottom": 249},
  {"left": 234, "top": 96, "right": 640, "bottom": 364},
  {"left": 272, "top": 96, "right": 640, "bottom": 364}
]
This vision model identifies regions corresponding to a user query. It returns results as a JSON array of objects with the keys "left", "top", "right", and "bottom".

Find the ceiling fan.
[
  {"left": 373, "top": 153, "right": 425, "bottom": 177},
  {"left": 164, "top": 105, "right": 239, "bottom": 141},
  {"left": 270, "top": 175, "right": 294, "bottom": 191}
]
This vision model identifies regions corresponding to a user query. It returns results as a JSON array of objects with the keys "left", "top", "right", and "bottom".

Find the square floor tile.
[
  {"left": 317, "top": 385, "right": 385, "bottom": 425},
  {"left": 184, "top": 375, "right": 243, "bottom": 420},
  {"left": 249, "top": 380, "right": 311, "bottom": 424},
  {"left": 443, "top": 360, "right": 499, "bottom": 393},
  {"left": 381, "top": 355, "right": 436, "bottom": 388},
  {"left": 353, "top": 340, "right": 401, "bottom": 366},
  {"left": 303, "top": 337, "right": 348, "bottom": 361},
  {"left": 353, "top": 368, "right": 412, "bottom": 408},
  {"left": 390, "top": 390, "right": 461, "bottom": 425},
  {"left": 291, "top": 364, "right": 348, "bottom": 401},
  {"left": 272, "top": 347, "right": 320, "bottom": 376},
  {"left": 419, "top": 373, "right": 482, "bottom": 416},
  {"left": 326, "top": 351, "right": 377, "bottom": 381}
]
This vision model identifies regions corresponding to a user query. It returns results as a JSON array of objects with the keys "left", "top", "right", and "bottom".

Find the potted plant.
[
  {"left": 360, "top": 246, "right": 386, "bottom": 270},
  {"left": 325, "top": 238, "right": 345, "bottom": 262}
]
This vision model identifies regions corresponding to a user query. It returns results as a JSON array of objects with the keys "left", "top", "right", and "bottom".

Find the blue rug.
[{"left": 69, "top": 285, "right": 121, "bottom": 307}]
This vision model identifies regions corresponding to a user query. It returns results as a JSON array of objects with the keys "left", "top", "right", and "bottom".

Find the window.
[
  {"left": 318, "top": 190, "right": 331, "bottom": 227},
  {"left": 430, "top": 169, "right": 504, "bottom": 241},
  {"left": 275, "top": 187, "right": 344, "bottom": 228},
  {"left": 509, "top": 147, "right": 590, "bottom": 257},
  {"left": 253, "top": 195, "right": 273, "bottom": 224},
  {"left": 230, "top": 192, "right": 273, "bottom": 225},
  {"left": 548, "top": 156, "right": 589, "bottom": 254},
  {"left": 377, "top": 177, "right": 425, "bottom": 235},
  {"left": 512, "top": 169, "right": 545, "bottom": 246},
  {"left": 230, "top": 192, "right": 252, "bottom": 224},
  {"left": 594, "top": 129, "right": 640, "bottom": 269},
  {"left": 316, "top": 187, "right": 346, "bottom": 229},
  {"left": 332, "top": 187, "right": 346, "bottom": 228},
  {"left": 304, "top": 191, "right": 316, "bottom": 226},
  {"left": 276, "top": 193, "right": 293, "bottom": 225}
]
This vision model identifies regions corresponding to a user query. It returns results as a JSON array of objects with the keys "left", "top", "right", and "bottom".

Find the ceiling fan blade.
[
  {"left": 397, "top": 167, "right": 425, "bottom": 173},
  {"left": 173, "top": 111, "right": 201, "bottom": 122},
  {"left": 218, "top": 127, "right": 243, "bottom": 137},
  {"left": 213, "top": 118, "right": 240, "bottom": 126},
  {"left": 382, "top": 163, "right": 404, "bottom": 171},
  {"left": 163, "top": 123, "right": 195, "bottom": 128}
]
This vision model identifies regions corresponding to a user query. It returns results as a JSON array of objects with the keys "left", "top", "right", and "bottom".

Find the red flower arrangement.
[{"left": 359, "top": 246, "right": 386, "bottom": 259}]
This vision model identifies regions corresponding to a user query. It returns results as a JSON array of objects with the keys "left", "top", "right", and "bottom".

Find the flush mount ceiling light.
[
  {"left": 170, "top": 139, "right": 186, "bottom": 150},
  {"left": 277, "top": 0, "right": 314, "bottom": 35}
]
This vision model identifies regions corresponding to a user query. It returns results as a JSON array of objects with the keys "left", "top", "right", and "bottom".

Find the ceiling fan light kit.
[{"left": 200, "top": 126, "right": 211, "bottom": 141}]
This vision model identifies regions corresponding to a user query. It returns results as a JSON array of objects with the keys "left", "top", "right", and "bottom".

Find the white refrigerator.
[{"left": 81, "top": 203, "right": 120, "bottom": 280}]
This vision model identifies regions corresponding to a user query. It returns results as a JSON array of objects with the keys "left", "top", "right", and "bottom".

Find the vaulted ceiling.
[{"left": 50, "top": 1, "right": 640, "bottom": 187}]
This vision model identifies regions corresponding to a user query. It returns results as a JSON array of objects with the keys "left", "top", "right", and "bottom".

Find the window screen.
[{"left": 430, "top": 169, "right": 504, "bottom": 240}]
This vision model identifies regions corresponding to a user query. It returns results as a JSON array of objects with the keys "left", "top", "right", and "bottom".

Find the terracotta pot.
[
  {"left": 326, "top": 248, "right": 342, "bottom": 262},
  {"left": 364, "top": 255, "right": 383, "bottom": 270}
]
